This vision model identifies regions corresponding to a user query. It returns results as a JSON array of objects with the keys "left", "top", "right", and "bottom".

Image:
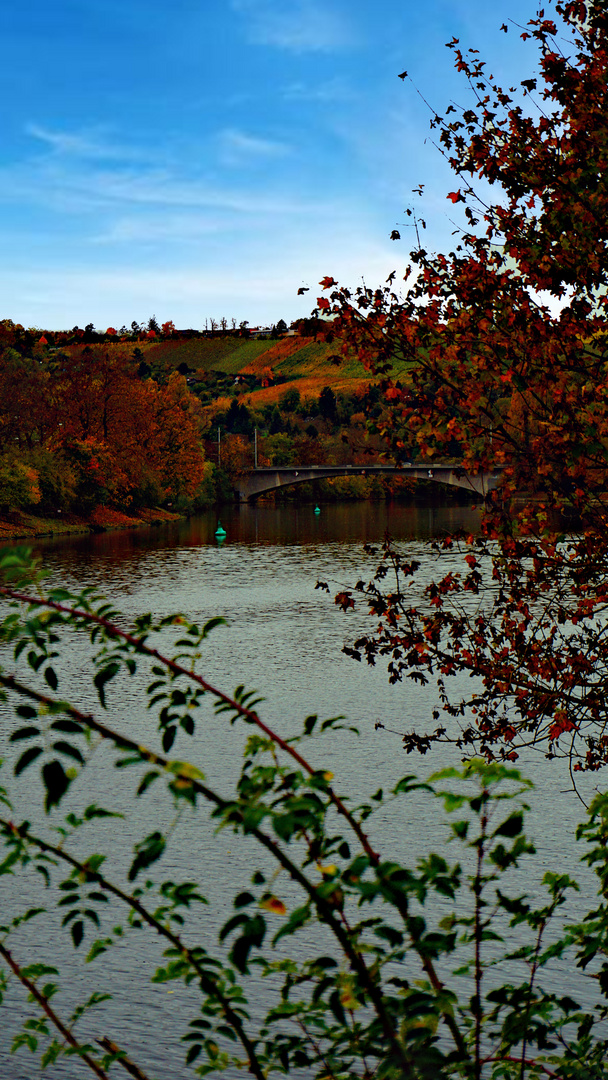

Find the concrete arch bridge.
[{"left": 233, "top": 464, "right": 504, "bottom": 503}]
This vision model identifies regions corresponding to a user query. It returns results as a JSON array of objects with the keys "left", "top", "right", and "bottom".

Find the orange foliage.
[
  {"left": 89, "top": 506, "right": 143, "bottom": 528},
  {"left": 218, "top": 434, "right": 252, "bottom": 478},
  {"left": 240, "top": 337, "right": 317, "bottom": 375},
  {"left": 45, "top": 349, "right": 206, "bottom": 505},
  {"left": 243, "top": 376, "right": 371, "bottom": 408}
]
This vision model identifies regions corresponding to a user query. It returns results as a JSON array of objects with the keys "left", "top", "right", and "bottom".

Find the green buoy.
[
  {"left": 215, "top": 520, "right": 227, "bottom": 538},
  {"left": 314, "top": 505, "right": 321, "bottom": 515}
]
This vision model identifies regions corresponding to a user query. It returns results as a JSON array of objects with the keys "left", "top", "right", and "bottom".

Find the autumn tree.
[
  {"left": 149, "top": 373, "right": 208, "bottom": 503},
  {"left": 0, "top": 351, "right": 51, "bottom": 452},
  {"left": 47, "top": 349, "right": 207, "bottom": 509},
  {"left": 319, "top": 1, "right": 608, "bottom": 772}
]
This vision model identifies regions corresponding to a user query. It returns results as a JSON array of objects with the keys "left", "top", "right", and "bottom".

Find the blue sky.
[{"left": 1, "top": 0, "right": 539, "bottom": 329}]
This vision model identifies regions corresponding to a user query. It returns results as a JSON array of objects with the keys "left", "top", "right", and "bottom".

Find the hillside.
[
  {"left": 139, "top": 332, "right": 375, "bottom": 391},
  {"left": 0, "top": 323, "right": 433, "bottom": 533}
]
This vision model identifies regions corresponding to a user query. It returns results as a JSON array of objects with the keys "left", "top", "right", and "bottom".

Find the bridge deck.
[{"left": 233, "top": 464, "right": 504, "bottom": 502}]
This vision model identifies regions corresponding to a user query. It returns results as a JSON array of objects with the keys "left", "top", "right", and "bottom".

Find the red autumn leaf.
[
  {"left": 549, "top": 714, "right": 577, "bottom": 741},
  {"left": 335, "top": 592, "right": 355, "bottom": 611}
]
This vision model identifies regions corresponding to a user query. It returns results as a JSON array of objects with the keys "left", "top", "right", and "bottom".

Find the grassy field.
[{"left": 142, "top": 335, "right": 366, "bottom": 381}]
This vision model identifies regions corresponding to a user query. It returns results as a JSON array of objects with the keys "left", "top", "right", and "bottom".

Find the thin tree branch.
[
  {"left": 96, "top": 1036, "right": 153, "bottom": 1080},
  {"left": 0, "top": 942, "right": 110, "bottom": 1080},
  {"left": 0, "top": 673, "right": 415, "bottom": 1073},
  {"left": 0, "top": 813, "right": 264, "bottom": 1080},
  {"left": 0, "top": 587, "right": 380, "bottom": 866}
]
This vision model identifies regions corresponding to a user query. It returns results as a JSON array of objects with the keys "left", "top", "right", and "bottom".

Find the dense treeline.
[
  {"left": 0, "top": 322, "right": 213, "bottom": 520},
  {"left": 0, "top": 317, "right": 446, "bottom": 521}
]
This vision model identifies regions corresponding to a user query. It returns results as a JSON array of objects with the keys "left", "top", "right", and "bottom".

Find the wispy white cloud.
[
  {"left": 281, "top": 77, "right": 354, "bottom": 103},
  {"left": 217, "top": 127, "right": 291, "bottom": 165},
  {"left": 90, "top": 213, "right": 225, "bottom": 245},
  {"left": 25, "top": 122, "right": 140, "bottom": 161},
  {"left": 0, "top": 158, "right": 318, "bottom": 218},
  {"left": 231, "top": 0, "right": 354, "bottom": 53}
]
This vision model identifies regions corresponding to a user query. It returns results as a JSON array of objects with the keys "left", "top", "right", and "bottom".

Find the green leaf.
[
  {"left": 329, "top": 989, "right": 346, "bottom": 1024},
  {"left": 86, "top": 938, "right": 112, "bottom": 962},
  {"left": 180, "top": 715, "right": 195, "bottom": 736},
  {"left": 71, "top": 920, "right": 84, "bottom": 947},
  {"left": 94, "top": 662, "right": 120, "bottom": 709},
  {"left": 201, "top": 616, "right": 226, "bottom": 637},
  {"left": 42, "top": 760, "right": 70, "bottom": 811},
  {"left": 14, "top": 745, "right": 42, "bottom": 775},
  {"left": 12, "top": 907, "right": 46, "bottom": 927},
  {"left": 230, "top": 916, "right": 266, "bottom": 974},
  {"left": 9, "top": 726, "right": 40, "bottom": 742},
  {"left": 234, "top": 891, "right": 255, "bottom": 909},
  {"left": 44, "top": 667, "right": 58, "bottom": 691},
  {"left": 375, "top": 925, "right": 404, "bottom": 946},
  {"left": 493, "top": 813, "right": 524, "bottom": 838},
  {"left": 50, "top": 720, "right": 82, "bottom": 734},
  {"left": 137, "top": 771, "right": 161, "bottom": 796},
  {"left": 15, "top": 705, "right": 37, "bottom": 720},
  {"left": 83, "top": 805, "right": 123, "bottom": 821},
  {"left": 52, "top": 741, "right": 84, "bottom": 764},
  {"left": 128, "top": 832, "right": 166, "bottom": 881},
  {"left": 162, "top": 727, "right": 176, "bottom": 752}
]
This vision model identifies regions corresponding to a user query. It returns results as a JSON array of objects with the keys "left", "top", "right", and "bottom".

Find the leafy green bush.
[{"left": 1, "top": 546, "right": 608, "bottom": 1078}]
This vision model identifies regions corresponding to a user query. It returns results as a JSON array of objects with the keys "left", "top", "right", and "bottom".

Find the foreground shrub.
[{"left": 0, "top": 546, "right": 607, "bottom": 1078}]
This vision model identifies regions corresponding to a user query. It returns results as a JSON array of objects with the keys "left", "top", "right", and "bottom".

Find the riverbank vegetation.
[{"left": 0, "top": 317, "right": 427, "bottom": 536}]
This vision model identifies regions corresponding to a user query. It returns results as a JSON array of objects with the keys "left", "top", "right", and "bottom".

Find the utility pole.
[
  {"left": 218, "top": 426, "right": 221, "bottom": 468},
  {"left": 254, "top": 427, "right": 258, "bottom": 469}
]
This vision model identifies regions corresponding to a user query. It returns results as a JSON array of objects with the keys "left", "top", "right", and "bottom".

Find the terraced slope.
[{"left": 72, "top": 333, "right": 408, "bottom": 404}]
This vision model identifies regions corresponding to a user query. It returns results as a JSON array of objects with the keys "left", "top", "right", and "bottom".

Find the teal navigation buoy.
[
  {"left": 314, "top": 505, "right": 321, "bottom": 515},
  {"left": 215, "top": 520, "right": 227, "bottom": 538}
]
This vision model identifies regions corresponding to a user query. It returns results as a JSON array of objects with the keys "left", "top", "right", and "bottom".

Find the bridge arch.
[{"left": 233, "top": 465, "right": 503, "bottom": 502}]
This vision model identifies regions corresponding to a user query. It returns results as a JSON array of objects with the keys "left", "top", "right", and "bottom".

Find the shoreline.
[{"left": 0, "top": 505, "right": 183, "bottom": 542}]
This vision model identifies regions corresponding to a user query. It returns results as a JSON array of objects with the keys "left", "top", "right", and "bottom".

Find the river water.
[{"left": 0, "top": 502, "right": 603, "bottom": 1078}]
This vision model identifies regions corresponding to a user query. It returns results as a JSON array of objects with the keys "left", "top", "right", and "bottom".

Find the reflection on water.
[
  {"left": 30, "top": 501, "right": 482, "bottom": 560},
  {"left": 0, "top": 503, "right": 601, "bottom": 1078}
]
